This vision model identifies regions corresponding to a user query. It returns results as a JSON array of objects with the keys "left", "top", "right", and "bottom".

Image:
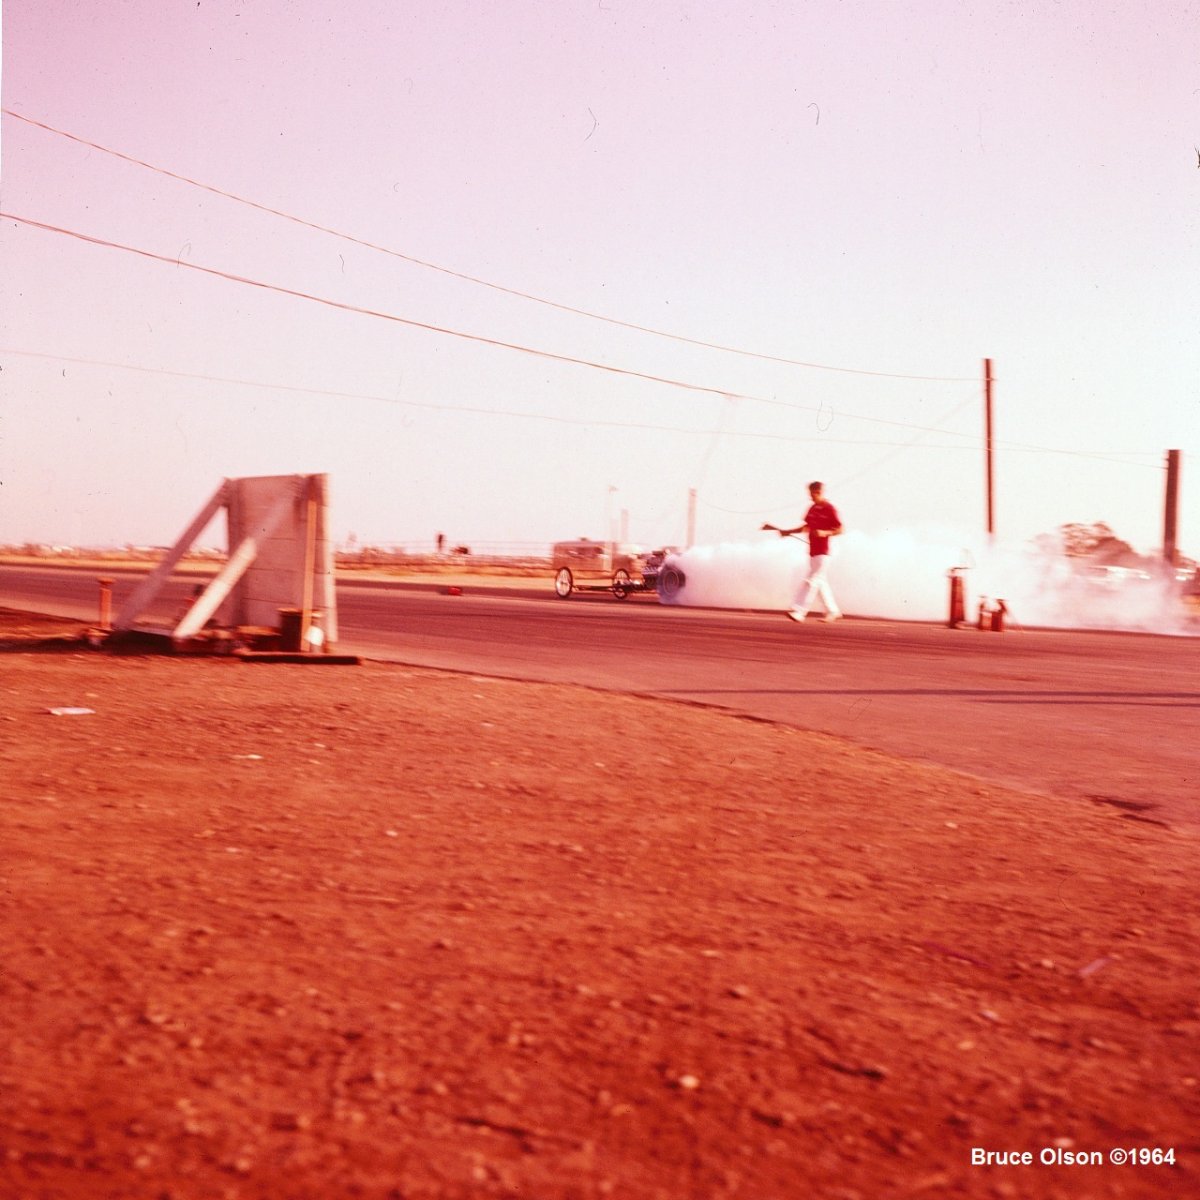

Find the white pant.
[{"left": 796, "top": 554, "right": 840, "bottom": 617}]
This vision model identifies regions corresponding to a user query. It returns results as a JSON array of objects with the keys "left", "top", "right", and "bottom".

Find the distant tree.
[{"left": 1055, "top": 522, "right": 1142, "bottom": 565}]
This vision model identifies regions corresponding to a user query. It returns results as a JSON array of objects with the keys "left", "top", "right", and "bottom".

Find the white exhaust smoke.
[{"left": 659, "top": 529, "right": 1196, "bottom": 635}]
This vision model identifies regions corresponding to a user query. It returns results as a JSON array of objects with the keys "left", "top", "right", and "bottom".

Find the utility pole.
[
  {"left": 1163, "top": 449, "right": 1181, "bottom": 569},
  {"left": 984, "top": 358, "right": 995, "bottom": 540},
  {"left": 686, "top": 488, "right": 697, "bottom": 548}
]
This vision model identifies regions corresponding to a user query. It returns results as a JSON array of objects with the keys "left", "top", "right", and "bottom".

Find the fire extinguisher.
[{"left": 948, "top": 568, "right": 966, "bottom": 628}]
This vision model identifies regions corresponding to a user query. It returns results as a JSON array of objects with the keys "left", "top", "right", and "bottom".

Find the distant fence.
[
  {"left": 2, "top": 540, "right": 556, "bottom": 564},
  {"left": 341, "top": 540, "right": 558, "bottom": 559}
]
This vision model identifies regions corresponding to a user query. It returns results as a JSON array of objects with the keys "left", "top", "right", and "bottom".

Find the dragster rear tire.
[{"left": 658, "top": 564, "right": 686, "bottom": 600}]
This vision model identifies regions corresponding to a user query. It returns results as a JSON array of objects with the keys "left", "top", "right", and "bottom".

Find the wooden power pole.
[
  {"left": 984, "top": 358, "right": 995, "bottom": 539},
  {"left": 1164, "top": 449, "right": 1181, "bottom": 568}
]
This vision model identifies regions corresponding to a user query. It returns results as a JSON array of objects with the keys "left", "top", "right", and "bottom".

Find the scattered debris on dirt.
[{"left": 2, "top": 607, "right": 1195, "bottom": 1198}]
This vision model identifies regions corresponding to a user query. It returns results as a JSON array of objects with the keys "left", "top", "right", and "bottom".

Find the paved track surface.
[{"left": 5, "top": 565, "right": 1197, "bottom": 830}]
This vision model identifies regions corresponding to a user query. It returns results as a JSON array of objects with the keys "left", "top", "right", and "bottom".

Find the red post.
[
  {"left": 98, "top": 578, "right": 114, "bottom": 630},
  {"left": 984, "top": 358, "right": 995, "bottom": 540},
  {"left": 948, "top": 569, "right": 966, "bottom": 628}
]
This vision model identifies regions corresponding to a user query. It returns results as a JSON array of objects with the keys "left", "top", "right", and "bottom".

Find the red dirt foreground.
[{"left": 1, "top": 608, "right": 1196, "bottom": 1200}]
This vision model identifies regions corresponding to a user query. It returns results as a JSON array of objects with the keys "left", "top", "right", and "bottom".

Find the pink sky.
[{"left": 2, "top": 0, "right": 1197, "bottom": 557}]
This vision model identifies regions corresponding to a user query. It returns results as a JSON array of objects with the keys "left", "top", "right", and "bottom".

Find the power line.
[
  {"left": 831, "top": 395, "right": 981, "bottom": 489},
  {"left": 2, "top": 107, "right": 977, "bottom": 383},
  {"left": 0, "top": 211, "right": 996, "bottom": 441},
  {"left": 3, "top": 347, "right": 1168, "bottom": 470},
  {"left": 0, "top": 346, "right": 987, "bottom": 448},
  {"left": 0, "top": 214, "right": 1170, "bottom": 468},
  {"left": 701, "top": 396, "right": 981, "bottom": 515}
]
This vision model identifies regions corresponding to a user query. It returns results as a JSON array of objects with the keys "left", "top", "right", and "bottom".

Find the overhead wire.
[
  {"left": 4, "top": 115, "right": 1171, "bottom": 467},
  {"left": 698, "top": 393, "right": 981, "bottom": 517},
  {"left": 693, "top": 394, "right": 739, "bottom": 494},
  {"left": 0, "top": 209, "right": 1169, "bottom": 468},
  {"left": 2, "top": 107, "right": 978, "bottom": 383},
  {"left": 3, "top": 114, "right": 1185, "bottom": 557},
  {"left": 831, "top": 394, "right": 984, "bottom": 488},
  {"left": 3, "top": 346, "right": 1169, "bottom": 470},
  {"left": 0, "top": 211, "right": 1012, "bottom": 442},
  {"left": 0, "top": 346, "right": 996, "bottom": 448}
]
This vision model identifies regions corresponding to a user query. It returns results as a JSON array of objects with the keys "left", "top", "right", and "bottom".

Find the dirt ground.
[{"left": 1, "top": 607, "right": 1196, "bottom": 1200}]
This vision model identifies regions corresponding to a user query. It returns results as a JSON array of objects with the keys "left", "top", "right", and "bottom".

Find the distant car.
[
  {"left": 1081, "top": 564, "right": 1152, "bottom": 589},
  {"left": 551, "top": 540, "right": 682, "bottom": 600}
]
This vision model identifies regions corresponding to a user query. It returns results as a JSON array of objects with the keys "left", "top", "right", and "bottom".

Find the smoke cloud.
[{"left": 659, "top": 529, "right": 1196, "bottom": 636}]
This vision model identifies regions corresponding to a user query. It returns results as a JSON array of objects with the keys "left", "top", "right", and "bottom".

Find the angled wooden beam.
[
  {"left": 312, "top": 473, "right": 338, "bottom": 646},
  {"left": 114, "top": 481, "right": 228, "bottom": 631},
  {"left": 299, "top": 475, "right": 318, "bottom": 649},
  {"left": 172, "top": 489, "right": 297, "bottom": 641}
]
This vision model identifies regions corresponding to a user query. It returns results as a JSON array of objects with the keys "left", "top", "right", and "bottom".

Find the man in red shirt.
[{"left": 766, "top": 481, "right": 843, "bottom": 623}]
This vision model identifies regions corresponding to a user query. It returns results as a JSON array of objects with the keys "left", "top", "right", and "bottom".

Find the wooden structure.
[{"left": 113, "top": 474, "right": 337, "bottom": 649}]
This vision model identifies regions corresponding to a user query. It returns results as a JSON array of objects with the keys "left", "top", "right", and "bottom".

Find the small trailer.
[{"left": 551, "top": 540, "right": 682, "bottom": 600}]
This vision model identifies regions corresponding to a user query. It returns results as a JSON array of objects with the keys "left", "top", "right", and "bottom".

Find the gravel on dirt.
[{"left": 2, "top": 608, "right": 1196, "bottom": 1199}]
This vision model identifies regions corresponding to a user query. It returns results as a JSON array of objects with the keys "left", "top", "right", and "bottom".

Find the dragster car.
[{"left": 551, "top": 540, "right": 685, "bottom": 600}]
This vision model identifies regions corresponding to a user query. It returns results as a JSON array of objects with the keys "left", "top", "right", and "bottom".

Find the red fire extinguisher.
[{"left": 948, "top": 568, "right": 966, "bottom": 628}]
